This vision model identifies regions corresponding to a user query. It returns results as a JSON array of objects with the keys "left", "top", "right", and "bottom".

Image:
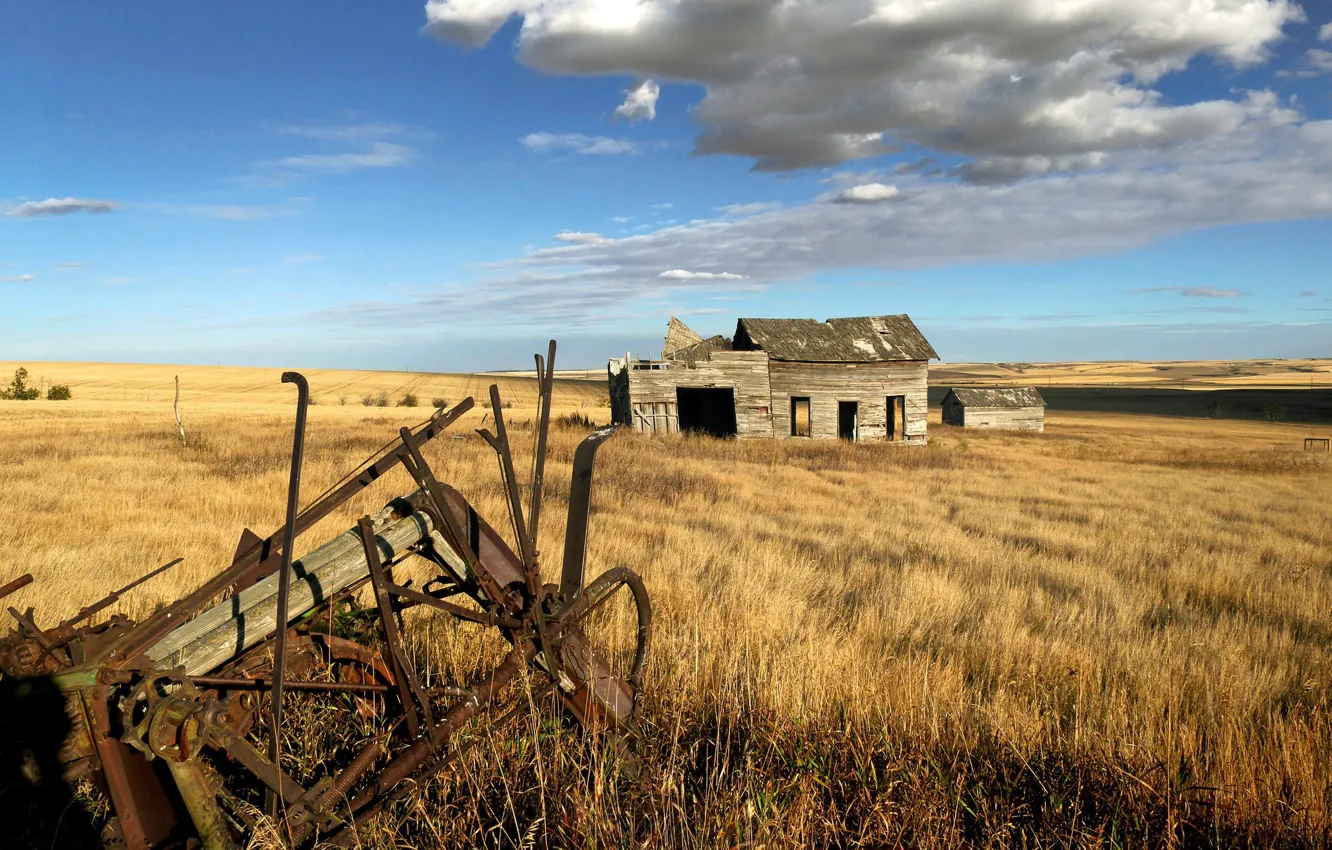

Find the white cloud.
[
  {"left": 555, "top": 231, "right": 609, "bottom": 244},
  {"left": 614, "top": 79, "right": 659, "bottom": 122},
  {"left": 830, "top": 183, "right": 900, "bottom": 204},
  {"left": 521, "top": 132, "right": 641, "bottom": 155},
  {"left": 720, "top": 202, "right": 781, "bottom": 216},
  {"left": 2, "top": 274, "right": 35, "bottom": 283},
  {"left": 1308, "top": 48, "right": 1332, "bottom": 73},
  {"left": 658, "top": 269, "right": 745, "bottom": 280},
  {"left": 284, "top": 254, "right": 325, "bottom": 264},
  {"left": 277, "top": 122, "right": 411, "bottom": 141},
  {"left": 425, "top": 0, "right": 1303, "bottom": 176},
  {"left": 335, "top": 118, "right": 1331, "bottom": 324},
  {"left": 611, "top": 215, "right": 633, "bottom": 223},
  {"left": 1182, "top": 286, "right": 1244, "bottom": 298},
  {"left": 5, "top": 197, "right": 117, "bottom": 217},
  {"left": 1320, "top": 22, "right": 1332, "bottom": 40},
  {"left": 278, "top": 142, "right": 414, "bottom": 172}
]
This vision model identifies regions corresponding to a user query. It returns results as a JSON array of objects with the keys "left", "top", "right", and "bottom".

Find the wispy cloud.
[
  {"left": 1298, "top": 290, "right": 1317, "bottom": 297},
  {"left": 5, "top": 197, "right": 117, "bottom": 218},
  {"left": 554, "top": 231, "right": 608, "bottom": 245},
  {"left": 659, "top": 269, "right": 745, "bottom": 281},
  {"left": 278, "top": 142, "right": 414, "bottom": 173},
  {"left": 56, "top": 262, "right": 86, "bottom": 271},
  {"left": 521, "top": 132, "right": 643, "bottom": 156},
  {"left": 1131, "top": 286, "right": 1245, "bottom": 298},
  {"left": 277, "top": 122, "right": 412, "bottom": 141},
  {"left": 2, "top": 273, "right": 35, "bottom": 283},
  {"left": 284, "top": 254, "right": 325, "bottom": 264}
]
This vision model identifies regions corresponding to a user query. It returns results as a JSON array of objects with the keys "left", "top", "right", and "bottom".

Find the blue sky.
[{"left": 2, "top": 0, "right": 1330, "bottom": 370}]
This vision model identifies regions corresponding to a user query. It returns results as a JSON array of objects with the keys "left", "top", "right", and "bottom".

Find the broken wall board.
[{"left": 621, "top": 351, "right": 772, "bottom": 437}]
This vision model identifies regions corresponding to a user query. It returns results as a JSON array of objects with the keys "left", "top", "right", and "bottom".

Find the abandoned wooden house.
[
  {"left": 608, "top": 315, "right": 938, "bottom": 442},
  {"left": 941, "top": 387, "right": 1046, "bottom": 431}
]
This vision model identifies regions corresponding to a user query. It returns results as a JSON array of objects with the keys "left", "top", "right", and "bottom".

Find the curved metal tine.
[
  {"left": 558, "top": 424, "right": 620, "bottom": 603},
  {"left": 270, "top": 370, "right": 309, "bottom": 819},
  {"left": 528, "top": 340, "right": 556, "bottom": 557},
  {"left": 476, "top": 384, "right": 532, "bottom": 569}
]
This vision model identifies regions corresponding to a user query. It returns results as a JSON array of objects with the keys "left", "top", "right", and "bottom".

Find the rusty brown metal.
[
  {"left": 0, "top": 344, "right": 652, "bottom": 849},
  {"left": 0, "top": 572, "right": 33, "bottom": 602}
]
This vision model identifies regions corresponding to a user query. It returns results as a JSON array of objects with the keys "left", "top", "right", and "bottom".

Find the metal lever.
[
  {"left": 559, "top": 424, "right": 619, "bottom": 603},
  {"left": 269, "top": 370, "right": 309, "bottom": 819}
]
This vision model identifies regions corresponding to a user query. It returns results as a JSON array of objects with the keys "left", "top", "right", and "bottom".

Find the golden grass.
[
  {"left": 932, "top": 358, "right": 1332, "bottom": 390},
  {"left": 2, "top": 373, "right": 1331, "bottom": 847}
]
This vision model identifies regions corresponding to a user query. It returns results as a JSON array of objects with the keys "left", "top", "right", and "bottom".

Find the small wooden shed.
[{"left": 941, "top": 387, "right": 1045, "bottom": 432}]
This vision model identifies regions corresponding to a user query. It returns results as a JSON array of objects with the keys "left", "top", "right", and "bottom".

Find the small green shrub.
[
  {"left": 398, "top": 393, "right": 419, "bottom": 408},
  {"left": 0, "top": 367, "right": 41, "bottom": 400},
  {"left": 46, "top": 384, "right": 72, "bottom": 401}
]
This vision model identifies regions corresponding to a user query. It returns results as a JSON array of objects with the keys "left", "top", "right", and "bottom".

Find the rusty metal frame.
[{"left": 0, "top": 341, "right": 652, "bottom": 850}]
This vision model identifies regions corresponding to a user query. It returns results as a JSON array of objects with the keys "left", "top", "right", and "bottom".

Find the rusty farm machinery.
[{"left": 0, "top": 342, "right": 652, "bottom": 848}]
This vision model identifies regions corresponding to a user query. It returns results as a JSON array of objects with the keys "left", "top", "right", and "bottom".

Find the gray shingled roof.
[
  {"left": 946, "top": 387, "right": 1046, "bottom": 408},
  {"left": 734, "top": 314, "right": 938, "bottom": 362}
]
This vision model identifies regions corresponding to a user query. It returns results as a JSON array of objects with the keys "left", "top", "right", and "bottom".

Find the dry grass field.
[
  {"left": 2, "top": 360, "right": 1331, "bottom": 848},
  {"left": 932, "top": 358, "right": 1332, "bottom": 390}
]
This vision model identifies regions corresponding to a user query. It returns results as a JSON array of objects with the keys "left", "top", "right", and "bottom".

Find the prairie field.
[{"left": 2, "top": 362, "right": 1331, "bottom": 848}]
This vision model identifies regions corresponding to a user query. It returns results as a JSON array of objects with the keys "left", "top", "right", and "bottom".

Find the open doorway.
[
  {"left": 838, "top": 401, "right": 858, "bottom": 441},
  {"left": 791, "top": 397, "right": 811, "bottom": 437},
  {"left": 676, "top": 387, "right": 737, "bottom": 437},
  {"left": 886, "top": 395, "right": 904, "bottom": 441}
]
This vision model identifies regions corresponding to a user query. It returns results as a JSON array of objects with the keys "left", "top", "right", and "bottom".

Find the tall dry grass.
[{"left": 1, "top": 388, "right": 1330, "bottom": 847}]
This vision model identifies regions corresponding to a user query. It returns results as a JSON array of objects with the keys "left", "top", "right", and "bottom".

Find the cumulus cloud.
[
  {"left": 425, "top": 0, "right": 1303, "bottom": 176},
  {"left": 5, "top": 197, "right": 117, "bottom": 217},
  {"left": 1308, "top": 49, "right": 1332, "bottom": 72},
  {"left": 554, "top": 231, "right": 608, "bottom": 244},
  {"left": 614, "top": 79, "right": 660, "bottom": 122},
  {"left": 830, "top": 183, "right": 900, "bottom": 204},
  {"left": 2, "top": 273, "right": 35, "bottom": 283},
  {"left": 1321, "top": 22, "right": 1332, "bottom": 40},
  {"left": 658, "top": 269, "right": 745, "bottom": 280},
  {"left": 521, "top": 132, "right": 641, "bottom": 155}
]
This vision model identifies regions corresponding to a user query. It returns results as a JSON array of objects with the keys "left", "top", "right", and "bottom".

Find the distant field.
[
  {"left": 0, "top": 360, "right": 609, "bottom": 416},
  {"left": 933, "top": 358, "right": 1332, "bottom": 389}
]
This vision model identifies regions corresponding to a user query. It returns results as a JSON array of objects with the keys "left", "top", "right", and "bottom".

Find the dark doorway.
[
  {"left": 838, "top": 401, "right": 858, "bottom": 441},
  {"left": 676, "top": 387, "right": 737, "bottom": 437},
  {"left": 886, "top": 395, "right": 904, "bottom": 441}
]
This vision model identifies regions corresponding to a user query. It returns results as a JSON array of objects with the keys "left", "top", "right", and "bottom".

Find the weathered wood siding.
[
  {"left": 624, "top": 351, "right": 772, "bottom": 437},
  {"left": 768, "top": 360, "right": 929, "bottom": 442},
  {"left": 960, "top": 406, "right": 1044, "bottom": 431},
  {"left": 608, "top": 360, "right": 631, "bottom": 425}
]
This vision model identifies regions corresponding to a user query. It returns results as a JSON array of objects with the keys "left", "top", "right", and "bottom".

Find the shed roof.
[
  {"left": 734, "top": 314, "right": 938, "bottom": 362},
  {"left": 946, "top": 387, "right": 1046, "bottom": 408}
]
